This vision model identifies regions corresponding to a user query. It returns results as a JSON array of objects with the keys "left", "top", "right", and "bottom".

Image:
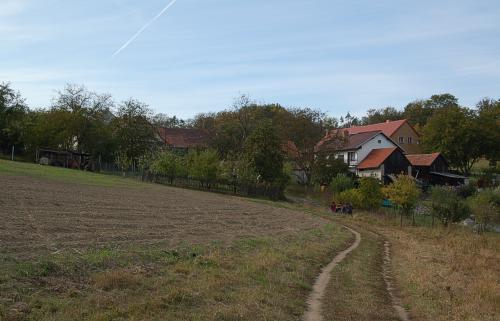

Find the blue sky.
[{"left": 1, "top": 0, "right": 499, "bottom": 119}]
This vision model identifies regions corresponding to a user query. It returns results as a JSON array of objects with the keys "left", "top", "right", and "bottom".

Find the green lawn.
[{"left": 0, "top": 159, "right": 141, "bottom": 188}]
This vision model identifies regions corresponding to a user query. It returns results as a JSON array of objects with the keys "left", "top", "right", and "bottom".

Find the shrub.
[
  {"left": 455, "top": 182, "right": 477, "bottom": 198},
  {"left": 469, "top": 188, "right": 500, "bottom": 232},
  {"left": 430, "top": 186, "right": 471, "bottom": 227},
  {"left": 151, "top": 150, "right": 184, "bottom": 183},
  {"left": 336, "top": 188, "right": 362, "bottom": 208},
  {"left": 188, "top": 149, "right": 220, "bottom": 187},
  {"left": 311, "top": 155, "right": 349, "bottom": 186},
  {"left": 330, "top": 174, "right": 355, "bottom": 197},
  {"left": 384, "top": 175, "right": 421, "bottom": 226},
  {"left": 358, "top": 177, "right": 383, "bottom": 211}
]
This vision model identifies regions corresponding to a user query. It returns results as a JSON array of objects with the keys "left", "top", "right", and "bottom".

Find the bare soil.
[{"left": 0, "top": 174, "right": 328, "bottom": 257}]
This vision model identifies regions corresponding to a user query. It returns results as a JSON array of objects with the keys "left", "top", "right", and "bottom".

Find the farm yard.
[{"left": 0, "top": 160, "right": 354, "bottom": 321}]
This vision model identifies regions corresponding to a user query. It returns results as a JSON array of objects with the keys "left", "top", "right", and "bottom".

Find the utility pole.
[{"left": 11, "top": 146, "right": 14, "bottom": 161}]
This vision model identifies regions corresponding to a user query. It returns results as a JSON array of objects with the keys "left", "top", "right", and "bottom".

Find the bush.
[
  {"left": 330, "top": 174, "right": 355, "bottom": 197},
  {"left": 384, "top": 175, "right": 421, "bottom": 226},
  {"left": 455, "top": 182, "right": 477, "bottom": 198},
  {"left": 336, "top": 188, "right": 362, "bottom": 208},
  {"left": 358, "top": 177, "right": 383, "bottom": 211},
  {"left": 188, "top": 149, "right": 220, "bottom": 187},
  {"left": 430, "top": 186, "right": 471, "bottom": 227},
  {"left": 311, "top": 155, "right": 349, "bottom": 186},
  {"left": 469, "top": 188, "right": 500, "bottom": 232},
  {"left": 151, "top": 150, "right": 184, "bottom": 182}
]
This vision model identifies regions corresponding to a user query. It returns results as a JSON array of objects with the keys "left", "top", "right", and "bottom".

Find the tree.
[
  {"left": 330, "top": 174, "right": 355, "bottom": 197},
  {"left": 50, "top": 84, "right": 114, "bottom": 156},
  {"left": 403, "top": 94, "right": 459, "bottom": 130},
  {"left": 358, "top": 177, "right": 383, "bottom": 211},
  {"left": 384, "top": 175, "right": 421, "bottom": 226},
  {"left": 0, "top": 82, "right": 28, "bottom": 155},
  {"left": 476, "top": 98, "right": 500, "bottom": 165},
  {"left": 311, "top": 155, "right": 348, "bottom": 187},
  {"left": 285, "top": 108, "right": 337, "bottom": 185},
  {"left": 152, "top": 113, "right": 187, "bottom": 128},
  {"left": 188, "top": 149, "right": 219, "bottom": 188},
  {"left": 422, "top": 106, "right": 483, "bottom": 175},
  {"left": 362, "top": 107, "right": 403, "bottom": 125},
  {"left": 111, "top": 99, "right": 158, "bottom": 168},
  {"left": 430, "top": 186, "right": 470, "bottom": 227},
  {"left": 151, "top": 150, "right": 184, "bottom": 183},
  {"left": 244, "top": 121, "right": 287, "bottom": 186}
]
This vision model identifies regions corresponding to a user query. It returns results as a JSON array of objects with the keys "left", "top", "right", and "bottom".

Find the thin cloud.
[{"left": 112, "top": 0, "right": 178, "bottom": 58}]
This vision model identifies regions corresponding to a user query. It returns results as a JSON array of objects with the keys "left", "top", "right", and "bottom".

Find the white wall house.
[{"left": 333, "top": 132, "right": 397, "bottom": 170}]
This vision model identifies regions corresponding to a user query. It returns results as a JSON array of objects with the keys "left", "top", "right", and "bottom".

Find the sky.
[{"left": 1, "top": 0, "right": 499, "bottom": 119}]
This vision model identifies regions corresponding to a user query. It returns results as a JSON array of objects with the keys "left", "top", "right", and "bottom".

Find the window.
[
  {"left": 417, "top": 140, "right": 420, "bottom": 145},
  {"left": 378, "top": 139, "right": 382, "bottom": 144},
  {"left": 348, "top": 152, "right": 356, "bottom": 162},
  {"left": 407, "top": 137, "right": 412, "bottom": 144},
  {"left": 399, "top": 137, "right": 404, "bottom": 144},
  {"left": 336, "top": 154, "right": 345, "bottom": 162}
]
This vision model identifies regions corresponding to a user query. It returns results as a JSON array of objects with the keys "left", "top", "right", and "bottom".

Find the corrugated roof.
[
  {"left": 345, "top": 119, "right": 409, "bottom": 137},
  {"left": 406, "top": 153, "right": 441, "bottom": 166},
  {"left": 357, "top": 147, "right": 398, "bottom": 170},
  {"left": 158, "top": 128, "right": 209, "bottom": 148}
]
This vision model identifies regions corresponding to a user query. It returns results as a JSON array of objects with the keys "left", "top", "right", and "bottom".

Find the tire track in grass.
[
  {"left": 302, "top": 226, "right": 361, "bottom": 321},
  {"left": 383, "top": 241, "right": 411, "bottom": 321}
]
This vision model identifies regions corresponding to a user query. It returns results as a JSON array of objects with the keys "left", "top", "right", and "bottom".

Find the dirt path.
[
  {"left": 383, "top": 241, "right": 411, "bottom": 321},
  {"left": 302, "top": 226, "right": 362, "bottom": 321}
]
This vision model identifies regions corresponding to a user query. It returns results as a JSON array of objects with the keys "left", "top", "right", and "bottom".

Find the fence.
[{"left": 99, "top": 162, "right": 285, "bottom": 200}]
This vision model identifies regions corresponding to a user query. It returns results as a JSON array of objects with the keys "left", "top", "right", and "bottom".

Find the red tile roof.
[
  {"left": 158, "top": 128, "right": 209, "bottom": 148},
  {"left": 406, "top": 153, "right": 441, "bottom": 166},
  {"left": 345, "top": 119, "right": 410, "bottom": 137},
  {"left": 357, "top": 147, "right": 398, "bottom": 170}
]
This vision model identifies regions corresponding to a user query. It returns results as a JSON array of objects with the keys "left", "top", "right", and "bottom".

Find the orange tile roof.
[
  {"left": 158, "top": 128, "right": 209, "bottom": 148},
  {"left": 406, "top": 153, "right": 441, "bottom": 166},
  {"left": 345, "top": 119, "right": 409, "bottom": 137},
  {"left": 357, "top": 147, "right": 398, "bottom": 170}
]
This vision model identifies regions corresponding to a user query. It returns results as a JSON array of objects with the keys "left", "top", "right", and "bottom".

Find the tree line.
[{"left": 1, "top": 82, "right": 498, "bottom": 186}]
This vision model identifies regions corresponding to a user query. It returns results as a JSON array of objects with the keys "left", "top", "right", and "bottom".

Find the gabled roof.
[
  {"left": 345, "top": 119, "right": 415, "bottom": 137},
  {"left": 406, "top": 153, "right": 442, "bottom": 167},
  {"left": 158, "top": 128, "right": 209, "bottom": 148},
  {"left": 315, "top": 130, "right": 397, "bottom": 152},
  {"left": 357, "top": 147, "right": 398, "bottom": 170}
]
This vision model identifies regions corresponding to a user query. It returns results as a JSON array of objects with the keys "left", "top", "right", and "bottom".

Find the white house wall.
[
  {"left": 333, "top": 133, "right": 397, "bottom": 166},
  {"left": 357, "top": 133, "right": 397, "bottom": 163}
]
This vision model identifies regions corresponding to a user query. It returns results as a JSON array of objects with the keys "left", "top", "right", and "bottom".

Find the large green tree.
[
  {"left": 362, "top": 107, "right": 403, "bottom": 125},
  {"left": 422, "top": 105, "right": 483, "bottom": 175},
  {"left": 476, "top": 98, "right": 500, "bottom": 165},
  {"left": 0, "top": 82, "right": 28, "bottom": 154},
  {"left": 244, "top": 121, "right": 287, "bottom": 185},
  {"left": 111, "top": 99, "right": 159, "bottom": 168}
]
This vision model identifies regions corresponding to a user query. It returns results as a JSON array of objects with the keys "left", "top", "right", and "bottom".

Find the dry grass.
[
  {"left": 0, "top": 224, "right": 353, "bottom": 321},
  {"left": 322, "top": 227, "right": 399, "bottom": 321},
  {"left": 339, "top": 213, "right": 500, "bottom": 321}
]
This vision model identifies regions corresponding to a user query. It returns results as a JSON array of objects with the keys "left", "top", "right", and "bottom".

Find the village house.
[
  {"left": 157, "top": 128, "right": 209, "bottom": 153},
  {"left": 343, "top": 119, "right": 422, "bottom": 154}
]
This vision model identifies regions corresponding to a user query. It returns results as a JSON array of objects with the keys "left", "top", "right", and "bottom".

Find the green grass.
[
  {"left": 0, "top": 225, "right": 352, "bottom": 321},
  {"left": 0, "top": 159, "right": 142, "bottom": 188}
]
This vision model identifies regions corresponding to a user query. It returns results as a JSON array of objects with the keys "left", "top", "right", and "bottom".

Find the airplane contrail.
[{"left": 112, "top": 0, "right": 178, "bottom": 58}]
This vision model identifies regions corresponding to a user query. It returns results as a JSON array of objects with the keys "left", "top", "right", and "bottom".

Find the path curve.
[{"left": 302, "top": 226, "right": 361, "bottom": 321}]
